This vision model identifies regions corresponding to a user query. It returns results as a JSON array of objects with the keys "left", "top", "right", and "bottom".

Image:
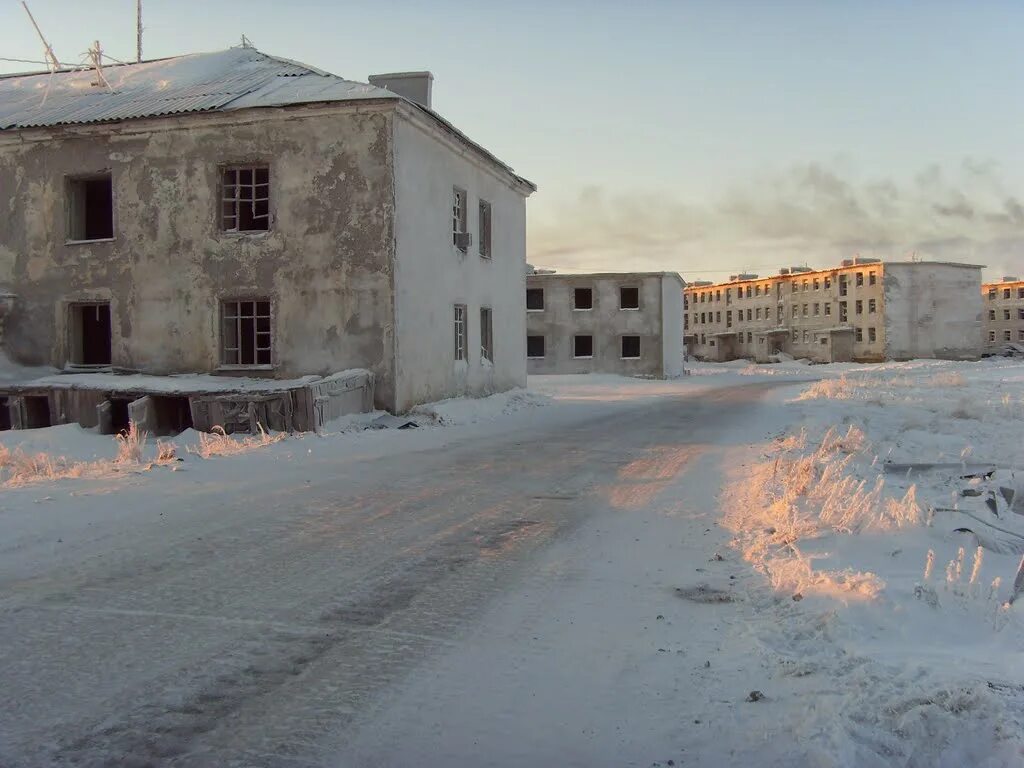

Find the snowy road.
[{"left": 0, "top": 378, "right": 797, "bottom": 767}]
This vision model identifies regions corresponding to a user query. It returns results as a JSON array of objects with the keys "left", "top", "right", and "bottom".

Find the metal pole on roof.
[
  {"left": 21, "top": 1, "right": 61, "bottom": 72},
  {"left": 136, "top": 0, "right": 143, "bottom": 63}
]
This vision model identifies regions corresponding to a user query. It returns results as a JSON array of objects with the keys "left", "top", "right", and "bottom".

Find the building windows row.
[
  {"left": 987, "top": 287, "right": 1024, "bottom": 300},
  {"left": 990, "top": 329, "right": 1024, "bottom": 342},
  {"left": 526, "top": 334, "right": 641, "bottom": 360},
  {"left": 988, "top": 309, "right": 1024, "bottom": 321},
  {"left": 525, "top": 286, "right": 640, "bottom": 312},
  {"left": 452, "top": 187, "right": 493, "bottom": 258}
]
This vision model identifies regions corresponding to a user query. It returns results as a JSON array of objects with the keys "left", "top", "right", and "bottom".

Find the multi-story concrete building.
[
  {"left": 525, "top": 272, "right": 685, "bottom": 378},
  {"left": 0, "top": 47, "right": 535, "bottom": 429},
  {"left": 683, "top": 259, "right": 983, "bottom": 363},
  {"left": 982, "top": 277, "right": 1024, "bottom": 352}
]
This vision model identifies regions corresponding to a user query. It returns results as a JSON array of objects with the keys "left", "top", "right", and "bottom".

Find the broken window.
[
  {"left": 1019, "top": 288, "right": 1024, "bottom": 299},
  {"left": 526, "top": 288, "right": 544, "bottom": 311},
  {"left": 1019, "top": 309, "right": 1024, "bottom": 320},
  {"left": 1004, "top": 330, "right": 1012, "bottom": 342},
  {"left": 839, "top": 275, "right": 848, "bottom": 297},
  {"left": 813, "top": 278, "right": 820, "bottom": 290},
  {"left": 755, "top": 307, "right": 761, "bottom": 319},
  {"left": 988, "top": 288, "right": 997, "bottom": 300},
  {"left": 222, "top": 166, "right": 270, "bottom": 232},
  {"left": 715, "top": 311, "right": 721, "bottom": 323},
  {"left": 1019, "top": 330, "right": 1024, "bottom": 342},
  {"left": 745, "top": 286, "right": 752, "bottom": 298},
  {"left": 868, "top": 299, "right": 876, "bottom": 314},
  {"left": 452, "top": 187, "right": 468, "bottom": 250},
  {"left": 67, "top": 173, "right": 113, "bottom": 241},
  {"left": 869, "top": 327, "right": 877, "bottom": 342},
  {"left": 824, "top": 276, "right": 831, "bottom": 290},
  {"left": 716, "top": 290, "right": 721, "bottom": 302},
  {"left": 989, "top": 330, "right": 996, "bottom": 342},
  {"left": 755, "top": 285, "right": 761, "bottom": 296},
  {"left": 480, "top": 307, "right": 493, "bottom": 362},
  {"left": 820, "top": 337, "right": 827, "bottom": 345},
  {"left": 990, "top": 309, "right": 997, "bottom": 321},
  {"left": 802, "top": 330, "right": 809, "bottom": 343},
  {"left": 526, "top": 335, "right": 545, "bottom": 358},
  {"left": 68, "top": 302, "right": 112, "bottom": 365},
  {"left": 478, "top": 200, "right": 492, "bottom": 258},
  {"left": 856, "top": 327, "right": 863, "bottom": 342},
  {"left": 824, "top": 303, "right": 831, "bottom": 316},
  {"left": 855, "top": 272, "right": 864, "bottom": 287},
  {"left": 621, "top": 335, "right": 641, "bottom": 359},
  {"left": 453, "top": 304, "right": 467, "bottom": 361},
  {"left": 620, "top": 286, "right": 640, "bottom": 310},
  {"left": 574, "top": 335, "right": 593, "bottom": 358},
  {"left": 813, "top": 303, "right": 820, "bottom": 316},
  {"left": 746, "top": 309, "right": 752, "bottom": 321},
  {"left": 574, "top": 288, "right": 593, "bottom": 310},
  {"left": 855, "top": 300, "right": 863, "bottom": 315},
  {"left": 726, "top": 310, "right": 732, "bottom": 328},
  {"left": 1004, "top": 288, "right": 1012, "bottom": 300},
  {"left": 869, "top": 271, "right": 877, "bottom": 286},
  {"left": 221, "top": 299, "right": 272, "bottom": 366},
  {"left": 1005, "top": 309, "right": 1012, "bottom": 321},
  {"left": 792, "top": 305, "right": 798, "bottom": 318},
  {"left": 747, "top": 331, "right": 752, "bottom": 343},
  {"left": 802, "top": 280, "right": 809, "bottom": 292},
  {"left": 839, "top": 301, "right": 848, "bottom": 322},
  {"left": 802, "top": 304, "right": 809, "bottom": 317},
  {"left": 777, "top": 306, "right": 783, "bottom": 322}
]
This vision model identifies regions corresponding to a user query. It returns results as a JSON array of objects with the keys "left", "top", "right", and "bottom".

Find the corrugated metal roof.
[
  {"left": 0, "top": 47, "right": 392, "bottom": 130},
  {"left": 0, "top": 46, "right": 536, "bottom": 192}
]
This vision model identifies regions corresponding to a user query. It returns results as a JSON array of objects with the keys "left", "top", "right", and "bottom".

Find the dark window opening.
[
  {"left": 527, "top": 335, "right": 545, "bottom": 358},
  {"left": 574, "top": 288, "right": 593, "bottom": 310},
  {"left": 620, "top": 286, "right": 640, "bottom": 310},
  {"left": 621, "top": 335, "right": 641, "bottom": 358},
  {"left": 222, "top": 299, "right": 272, "bottom": 366},
  {"left": 0, "top": 397, "right": 10, "bottom": 431},
  {"left": 574, "top": 335, "right": 593, "bottom": 358},
  {"left": 24, "top": 395, "right": 51, "bottom": 429},
  {"left": 526, "top": 288, "right": 544, "bottom": 311},
  {"left": 109, "top": 399, "right": 131, "bottom": 434},
  {"left": 151, "top": 396, "right": 194, "bottom": 435},
  {"left": 478, "top": 200, "right": 492, "bottom": 258},
  {"left": 67, "top": 174, "right": 113, "bottom": 241},
  {"left": 222, "top": 166, "right": 270, "bottom": 232},
  {"left": 69, "top": 302, "right": 112, "bottom": 365}
]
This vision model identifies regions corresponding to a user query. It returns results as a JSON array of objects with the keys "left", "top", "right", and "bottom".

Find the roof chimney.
[{"left": 368, "top": 71, "right": 434, "bottom": 110}]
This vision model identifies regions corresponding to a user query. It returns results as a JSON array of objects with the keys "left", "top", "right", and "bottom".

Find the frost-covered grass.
[{"left": 721, "top": 358, "right": 1024, "bottom": 765}]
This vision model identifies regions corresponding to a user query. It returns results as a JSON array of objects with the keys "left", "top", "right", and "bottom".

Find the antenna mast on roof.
[
  {"left": 241, "top": 34, "right": 253, "bottom": 48},
  {"left": 87, "top": 40, "right": 113, "bottom": 90},
  {"left": 136, "top": 0, "right": 143, "bottom": 62},
  {"left": 21, "top": 1, "right": 60, "bottom": 72}
]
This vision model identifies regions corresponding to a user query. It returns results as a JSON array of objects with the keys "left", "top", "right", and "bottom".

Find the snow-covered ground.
[{"left": 1, "top": 362, "right": 1023, "bottom": 766}]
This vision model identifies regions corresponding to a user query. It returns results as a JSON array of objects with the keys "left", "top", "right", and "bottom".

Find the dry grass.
[
  {"left": 724, "top": 423, "right": 923, "bottom": 600},
  {"left": 186, "top": 424, "right": 286, "bottom": 459},
  {"left": 114, "top": 423, "right": 147, "bottom": 464}
]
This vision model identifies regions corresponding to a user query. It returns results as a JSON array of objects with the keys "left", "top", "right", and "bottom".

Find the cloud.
[{"left": 528, "top": 159, "right": 1024, "bottom": 279}]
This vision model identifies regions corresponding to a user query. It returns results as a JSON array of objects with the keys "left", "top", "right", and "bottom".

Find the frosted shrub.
[
  {"left": 187, "top": 424, "right": 286, "bottom": 459},
  {"left": 114, "top": 422, "right": 147, "bottom": 465}
]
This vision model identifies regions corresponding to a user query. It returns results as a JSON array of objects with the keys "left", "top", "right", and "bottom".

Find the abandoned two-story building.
[{"left": 0, "top": 46, "right": 534, "bottom": 431}]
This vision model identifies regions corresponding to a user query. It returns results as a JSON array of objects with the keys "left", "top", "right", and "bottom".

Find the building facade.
[
  {"left": 0, "top": 47, "right": 535, "bottom": 419},
  {"left": 525, "top": 272, "right": 685, "bottom": 378},
  {"left": 683, "top": 259, "right": 983, "bottom": 363},
  {"left": 982, "top": 278, "right": 1024, "bottom": 353}
]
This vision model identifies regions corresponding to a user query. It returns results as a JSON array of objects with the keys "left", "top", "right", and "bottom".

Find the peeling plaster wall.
[
  {"left": 391, "top": 111, "right": 528, "bottom": 412},
  {"left": 0, "top": 105, "right": 398, "bottom": 408},
  {"left": 525, "top": 273, "right": 669, "bottom": 377},
  {"left": 883, "top": 263, "right": 983, "bottom": 360}
]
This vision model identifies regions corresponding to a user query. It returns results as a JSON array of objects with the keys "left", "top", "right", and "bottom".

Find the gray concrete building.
[
  {"left": 526, "top": 272, "right": 685, "bottom": 378},
  {"left": 684, "top": 259, "right": 983, "bottom": 363},
  {"left": 0, "top": 47, "right": 535, "bottom": 429}
]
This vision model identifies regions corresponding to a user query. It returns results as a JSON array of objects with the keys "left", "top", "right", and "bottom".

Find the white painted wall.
[
  {"left": 883, "top": 263, "right": 983, "bottom": 360},
  {"left": 391, "top": 109, "right": 530, "bottom": 412},
  {"left": 661, "top": 275, "right": 685, "bottom": 377}
]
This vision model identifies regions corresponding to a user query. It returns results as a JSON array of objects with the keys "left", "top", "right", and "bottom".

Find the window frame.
[
  {"left": 478, "top": 199, "right": 492, "bottom": 259},
  {"left": 621, "top": 335, "right": 641, "bottom": 359},
  {"left": 220, "top": 297, "right": 274, "bottom": 369},
  {"left": 573, "top": 334, "right": 594, "bottom": 359},
  {"left": 526, "top": 287, "right": 545, "bottom": 312},
  {"left": 480, "top": 307, "right": 494, "bottom": 363},
  {"left": 619, "top": 286, "right": 640, "bottom": 310},
  {"left": 573, "top": 287, "right": 594, "bottom": 311},
  {"left": 220, "top": 165, "right": 271, "bottom": 234},
  {"left": 452, "top": 187, "right": 468, "bottom": 252},
  {"left": 66, "top": 172, "right": 115, "bottom": 244},
  {"left": 453, "top": 303, "right": 468, "bottom": 361},
  {"left": 526, "top": 334, "right": 546, "bottom": 359}
]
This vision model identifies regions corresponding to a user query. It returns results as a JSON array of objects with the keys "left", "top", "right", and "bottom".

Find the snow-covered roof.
[
  {"left": 0, "top": 47, "right": 536, "bottom": 191},
  {"left": 0, "top": 47, "right": 394, "bottom": 130}
]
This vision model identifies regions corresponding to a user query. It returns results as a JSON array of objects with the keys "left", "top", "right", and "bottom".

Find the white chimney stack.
[{"left": 368, "top": 71, "right": 434, "bottom": 110}]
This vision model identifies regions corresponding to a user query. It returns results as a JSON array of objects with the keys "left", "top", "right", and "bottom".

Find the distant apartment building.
[
  {"left": 982, "top": 277, "right": 1024, "bottom": 352},
  {"left": 683, "top": 259, "right": 983, "bottom": 363},
  {"left": 526, "top": 272, "right": 685, "bottom": 378}
]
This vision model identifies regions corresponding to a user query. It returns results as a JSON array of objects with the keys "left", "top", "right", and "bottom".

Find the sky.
[{"left": 1, "top": 0, "right": 1022, "bottom": 281}]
